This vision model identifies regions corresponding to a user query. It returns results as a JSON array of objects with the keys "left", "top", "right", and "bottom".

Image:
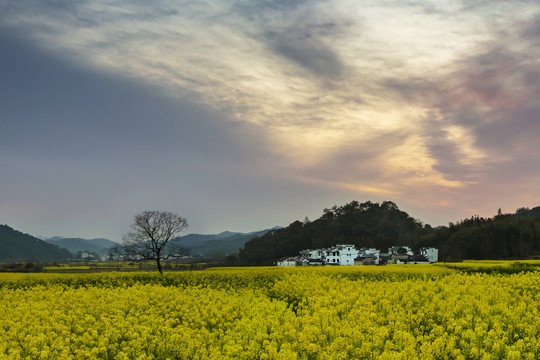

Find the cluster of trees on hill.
[
  {"left": 421, "top": 207, "right": 540, "bottom": 261},
  {"left": 238, "top": 201, "right": 429, "bottom": 266},
  {"left": 236, "top": 201, "right": 540, "bottom": 265}
]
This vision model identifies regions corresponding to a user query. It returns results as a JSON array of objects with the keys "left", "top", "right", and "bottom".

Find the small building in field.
[
  {"left": 354, "top": 254, "right": 378, "bottom": 265},
  {"left": 354, "top": 248, "right": 381, "bottom": 265},
  {"left": 388, "top": 254, "right": 431, "bottom": 264},
  {"left": 409, "top": 254, "right": 430, "bottom": 264},
  {"left": 300, "top": 249, "right": 325, "bottom": 261},
  {"left": 388, "top": 254, "right": 410, "bottom": 264},
  {"left": 305, "top": 258, "right": 324, "bottom": 266},
  {"left": 388, "top": 246, "right": 414, "bottom": 256},
  {"left": 276, "top": 258, "right": 298, "bottom": 266}
]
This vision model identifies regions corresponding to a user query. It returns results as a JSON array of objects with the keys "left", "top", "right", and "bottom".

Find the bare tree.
[{"left": 114, "top": 210, "right": 189, "bottom": 274}]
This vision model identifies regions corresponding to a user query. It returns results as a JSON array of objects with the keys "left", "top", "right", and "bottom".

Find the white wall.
[
  {"left": 338, "top": 246, "right": 359, "bottom": 266},
  {"left": 420, "top": 247, "right": 438, "bottom": 263}
]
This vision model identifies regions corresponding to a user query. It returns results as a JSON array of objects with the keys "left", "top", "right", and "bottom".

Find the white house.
[
  {"left": 325, "top": 244, "right": 359, "bottom": 265},
  {"left": 420, "top": 247, "right": 439, "bottom": 263}
]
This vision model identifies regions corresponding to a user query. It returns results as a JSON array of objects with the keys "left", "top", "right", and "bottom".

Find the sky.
[{"left": 1, "top": 0, "right": 540, "bottom": 242}]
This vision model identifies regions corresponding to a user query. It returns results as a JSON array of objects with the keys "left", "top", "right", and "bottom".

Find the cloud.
[
  {"left": 0, "top": 32, "right": 285, "bottom": 238},
  {"left": 391, "top": 8, "right": 540, "bottom": 217},
  {"left": 430, "top": 18, "right": 540, "bottom": 156},
  {"left": 267, "top": 29, "right": 345, "bottom": 79},
  {"left": 520, "top": 12, "right": 540, "bottom": 46},
  {"left": 2, "top": 0, "right": 540, "bottom": 236},
  {"left": 241, "top": 1, "right": 352, "bottom": 80},
  {"left": 0, "top": 31, "right": 260, "bottom": 162}
]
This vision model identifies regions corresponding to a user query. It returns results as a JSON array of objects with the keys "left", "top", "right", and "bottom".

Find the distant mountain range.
[
  {"left": 175, "top": 227, "right": 281, "bottom": 258},
  {"left": 43, "top": 237, "right": 119, "bottom": 260},
  {"left": 0, "top": 223, "right": 280, "bottom": 263}
]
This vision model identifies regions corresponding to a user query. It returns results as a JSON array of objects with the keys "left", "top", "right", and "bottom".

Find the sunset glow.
[{"left": 1, "top": 1, "right": 540, "bottom": 239}]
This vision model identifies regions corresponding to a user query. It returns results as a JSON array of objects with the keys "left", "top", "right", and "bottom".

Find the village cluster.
[{"left": 277, "top": 245, "right": 439, "bottom": 266}]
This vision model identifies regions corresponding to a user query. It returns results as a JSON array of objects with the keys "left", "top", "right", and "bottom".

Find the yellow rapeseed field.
[{"left": 0, "top": 264, "right": 538, "bottom": 359}]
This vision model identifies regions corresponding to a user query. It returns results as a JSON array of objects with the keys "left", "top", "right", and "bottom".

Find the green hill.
[
  {"left": 238, "top": 200, "right": 540, "bottom": 265},
  {"left": 422, "top": 207, "right": 540, "bottom": 261},
  {"left": 238, "top": 201, "right": 428, "bottom": 265},
  {"left": 0, "top": 225, "right": 71, "bottom": 262}
]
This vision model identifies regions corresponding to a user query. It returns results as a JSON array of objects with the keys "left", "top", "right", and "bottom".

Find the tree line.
[
  {"left": 420, "top": 208, "right": 540, "bottom": 261},
  {"left": 235, "top": 201, "right": 540, "bottom": 265}
]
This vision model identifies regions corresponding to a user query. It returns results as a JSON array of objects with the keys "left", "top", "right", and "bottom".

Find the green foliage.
[
  {"left": 238, "top": 201, "right": 540, "bottom": 265},
  {"left": 0, "top": 262, "right": 43, "bottom": 273},
  {"left": 432, "top": 212, "right": 540, "bottom": 261},
  {"left": 238, "top": 201, "right": 429, "bottom": 265}
]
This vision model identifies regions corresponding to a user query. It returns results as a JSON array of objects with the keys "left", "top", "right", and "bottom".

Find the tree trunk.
[{"left": 156, "top": 257, "right": 163, "bottom": 274}]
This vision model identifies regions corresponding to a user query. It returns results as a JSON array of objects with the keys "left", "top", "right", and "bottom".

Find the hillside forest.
[{"left": 237, "top": 201, "right": 540, "bottom": 265}]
